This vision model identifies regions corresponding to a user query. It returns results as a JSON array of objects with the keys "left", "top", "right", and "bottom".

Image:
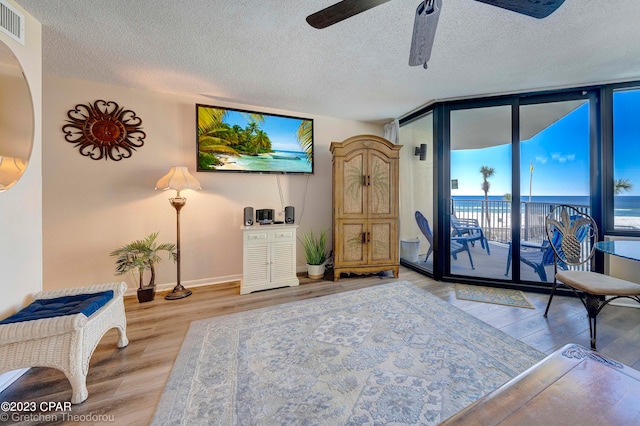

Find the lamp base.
[{"left": 164, "top": 284, "right": 192, "bottom": 300}]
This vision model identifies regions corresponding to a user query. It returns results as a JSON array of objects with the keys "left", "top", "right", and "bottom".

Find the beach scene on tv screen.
[{"left": 197, "top": 105, "right": 313, "bottom": 173}]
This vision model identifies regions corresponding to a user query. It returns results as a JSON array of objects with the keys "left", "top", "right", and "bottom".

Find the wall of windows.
[{"left": 399, "top": 82, "right": 638, "bottom": 288}]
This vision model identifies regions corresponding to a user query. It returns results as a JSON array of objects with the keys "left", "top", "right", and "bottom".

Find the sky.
[
  {"left": 225, "top": 110, "right": 307, "bottom": 152},
  {"left": 613, "top": 90, "right": 640, "bottom": 195},
  {"left": 451, "top": 89, "right": 640, "bottom": 197}
]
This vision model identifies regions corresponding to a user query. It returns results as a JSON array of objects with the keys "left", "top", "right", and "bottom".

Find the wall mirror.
[{"left": 0, "top": 39, "right": 34, "bottom": 192}]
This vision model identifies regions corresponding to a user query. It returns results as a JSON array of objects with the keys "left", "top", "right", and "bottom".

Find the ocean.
[
  {"left": 452, "top": 195, "right": 640, "bottom": 218},
  {"left": 229, "top": 150, "right": 311, "bottom": 173}
]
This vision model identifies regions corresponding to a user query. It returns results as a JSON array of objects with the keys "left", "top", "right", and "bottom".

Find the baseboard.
[
  {"left": 123, "top": 274, "right": 243, "bottom": 297},
  {"left": 0, "top": 368, "right": 29, "bottom": 394}
]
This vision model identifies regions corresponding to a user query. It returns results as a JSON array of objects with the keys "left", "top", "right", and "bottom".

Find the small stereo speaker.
[
  {"left": 285, "top": 206, "right": 295, "bottom": 224},
  {"left": 243, "top": 207, "right": 254, "bottom": 226}
]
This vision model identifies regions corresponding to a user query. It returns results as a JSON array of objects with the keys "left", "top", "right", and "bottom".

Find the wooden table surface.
[{"left": 440, "top": 343, "right": 640, "bottom": 425}]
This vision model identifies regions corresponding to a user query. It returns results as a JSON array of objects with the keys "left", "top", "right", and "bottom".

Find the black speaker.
[
  {"left": 243, "top": 207, "right": 254, "bottom": 226},
  {"left": 285, "top": 206, "right": 295, "bottom": 224}
]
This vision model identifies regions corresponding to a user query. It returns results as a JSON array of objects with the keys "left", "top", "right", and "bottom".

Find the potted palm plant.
[
  {"left": 110, "top": 232, "right": 177, "bottom": 302},
  {"left": 302, "top": 229, "right": 328, "bottom": 279}
]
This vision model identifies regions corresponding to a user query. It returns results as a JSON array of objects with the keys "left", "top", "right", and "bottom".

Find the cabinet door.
[
  {"left": 368, "top": 150, "right": 397, "bottom": 218},
  {"left": 368, "top": 219, "right": 398, "bottom": 265},
  {"left": 270, "top": 241, "right": 296, "bottom": 282},
  {"left": 334, "top": 220, "right": 366, "bottom": 266},
  {"left": 334, "top": 150, "right": 367, "bottom": 219},
  {"left": 243, "top": 243, "right": 270, "bottom": 285}
]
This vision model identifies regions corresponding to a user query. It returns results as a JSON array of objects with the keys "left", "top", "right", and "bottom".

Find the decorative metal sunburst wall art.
[{"left": 62, "top": 100, "right": 146, "bottom": 161}]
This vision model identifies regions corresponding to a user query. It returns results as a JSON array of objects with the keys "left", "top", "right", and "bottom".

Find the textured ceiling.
[{"left": 16, "top": 0, "right": 640, "bottom": 123}]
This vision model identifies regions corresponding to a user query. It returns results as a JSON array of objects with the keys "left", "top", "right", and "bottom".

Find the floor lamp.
[{"left": 155, "top": 166, "right": 201, "bottom": 300}]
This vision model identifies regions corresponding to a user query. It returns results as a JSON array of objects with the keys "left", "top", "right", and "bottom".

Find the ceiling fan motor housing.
[{"left": 409, "top": 0, "right": 442, "bottom": 68}]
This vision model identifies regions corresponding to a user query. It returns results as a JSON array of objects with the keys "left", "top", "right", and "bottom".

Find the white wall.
[
  {"left": 42, "top": 76, "right": 382, "bottom": 292},
  {"left": 0, "top": 1, "right": 42, "bottom": 317}
]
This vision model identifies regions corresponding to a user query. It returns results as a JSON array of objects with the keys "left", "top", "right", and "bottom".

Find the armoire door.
[
  {"left": 333, "top": 150, "right": 367, "bottom": 219},
  {"left": 368, "top": 219, "right": 398, "bottom": 265},
  {"left": 367, "top": 150, "right": 397, "bottom": 218},
  {"left": 334, "top": 220, "right": 366, "bottom": 267}
]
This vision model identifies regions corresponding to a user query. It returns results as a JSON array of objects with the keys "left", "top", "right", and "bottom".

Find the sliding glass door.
[
  {"left": 399, "top": 113, "right": 435, "bottom": 273},
  {"left": 512, "top": 96, "right": 592, "bottom": 283},
  {"left": 449, "top": 105, "right": 512, "bottom": 280}
]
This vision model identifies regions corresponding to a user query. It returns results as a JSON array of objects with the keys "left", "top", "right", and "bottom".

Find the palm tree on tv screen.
[
  {"left": 252, "top": 129, "right": 272, "bottom": 155},
  {"left": 297, "top": 120, "right": 313, "bottom": 163},
  {"left": 197, "top": 107, "right": 265, "bottom": 167}
]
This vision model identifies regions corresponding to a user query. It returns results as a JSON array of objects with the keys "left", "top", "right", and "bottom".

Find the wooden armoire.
[{"left": 330, "top": 134, "right": 402, "bottom": 281}]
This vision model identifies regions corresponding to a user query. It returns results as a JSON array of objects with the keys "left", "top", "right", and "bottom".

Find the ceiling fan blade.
[
  {"left": 306, "top": 0, "right": 392, "bottom": 29},
  {"left": 474, "top": 0, "right": 566, "bottom": 19}
]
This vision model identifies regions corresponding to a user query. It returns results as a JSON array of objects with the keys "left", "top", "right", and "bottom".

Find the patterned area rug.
[
  {"left": 152, "top": 281, "right": 543, "bottom": 425},
  {"left": 455, "top": 284, "right": 535, "bottom": 309}
]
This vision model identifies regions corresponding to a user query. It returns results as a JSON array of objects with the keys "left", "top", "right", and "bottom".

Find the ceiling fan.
[{"left": 306, "top": 0, "right": 566, "bottom": 69}]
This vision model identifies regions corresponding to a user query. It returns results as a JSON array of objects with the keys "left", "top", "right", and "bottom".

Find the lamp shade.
[
  {"left": 0, "top": 156, "right": 27, "bottom": 191},
  {"left": 155, "top": 166, "right": 201, "bottom": 192}
]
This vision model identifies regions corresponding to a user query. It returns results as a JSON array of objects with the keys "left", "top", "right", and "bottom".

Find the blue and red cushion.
[{"left": 0, "top": 290, "right": 113, "bottom": 325}]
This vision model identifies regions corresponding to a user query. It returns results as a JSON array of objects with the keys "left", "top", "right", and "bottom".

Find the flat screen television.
[{"left": 196, "top": 103, "right": 314, "bottom": 174}]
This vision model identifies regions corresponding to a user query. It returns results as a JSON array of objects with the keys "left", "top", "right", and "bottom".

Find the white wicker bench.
[{"left": 0, "top": 282, "right": 129, "bottom": 403}]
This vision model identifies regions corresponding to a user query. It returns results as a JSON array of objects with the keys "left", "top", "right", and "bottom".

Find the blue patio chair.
[
  {"left": 415, "top": 211, "right": 474, "bottom": 269},
  {"left": 505, "top": 240, "right": 556, "bottom": 281},
  {"left": 451, "top": 237, "right": 475, "bottom": 269},
  {"left": 451, "top": 213, "right": 490, "bottom": 255},
  {"left": 505, "top": 227, "right": 572, "bottom": 281},
  {"left": 414, "top": 211, "right": 433, "bottom": 262}
]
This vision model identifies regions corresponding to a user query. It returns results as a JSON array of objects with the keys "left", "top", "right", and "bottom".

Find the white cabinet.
[{"left": 241, "top": 224, "right": 299, "bottom": 294}]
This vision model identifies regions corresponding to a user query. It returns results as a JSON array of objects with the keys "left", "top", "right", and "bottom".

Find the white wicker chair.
[{"left": 0, "top": 282, "right": 129, "bottom": 403}]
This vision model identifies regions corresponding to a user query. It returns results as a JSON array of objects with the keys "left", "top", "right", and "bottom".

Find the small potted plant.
[
  {"left": 110, "top": 232, "right": 177, "bottom": 302},
  {"left": 302, "top": 229, "right": 328, "bottom": 279}
]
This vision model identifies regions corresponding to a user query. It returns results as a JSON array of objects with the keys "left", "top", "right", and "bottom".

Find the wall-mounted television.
[{"left": 196, "top": 103, "right": 314, "bottom": 174}]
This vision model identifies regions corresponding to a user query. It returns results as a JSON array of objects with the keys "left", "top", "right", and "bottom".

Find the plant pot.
[
  {"left": 137, "top": 286, "right": 155, "bottom": 303},
  {"left": 307, "top": 263, "right": 325, "bottom": 280}
]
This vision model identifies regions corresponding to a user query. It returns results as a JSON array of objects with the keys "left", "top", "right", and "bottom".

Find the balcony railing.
[{"left": 451, "top": 199, "right": 590, "bottom": 244}]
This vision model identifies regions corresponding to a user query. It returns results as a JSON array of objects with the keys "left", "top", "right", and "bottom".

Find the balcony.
[{"left": 403, "top": 200, "right": 593, "bottom": 283}]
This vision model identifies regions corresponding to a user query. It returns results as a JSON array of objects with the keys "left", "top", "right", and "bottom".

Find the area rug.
[
  {"left": 455, "top": 284, "right": 535, "bottom": 309},
  {"left": 152, "top": 281, "right": 544, "bottom": 425}
]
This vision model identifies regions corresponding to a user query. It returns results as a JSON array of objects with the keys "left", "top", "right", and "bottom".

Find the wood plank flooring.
[{"left": 3, "top": 267, "right": 640, "bottom": 425}]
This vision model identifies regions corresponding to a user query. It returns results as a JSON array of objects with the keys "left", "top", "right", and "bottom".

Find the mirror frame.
[{"left": 0, "top": 39, "right": 34, "bottom": 192}]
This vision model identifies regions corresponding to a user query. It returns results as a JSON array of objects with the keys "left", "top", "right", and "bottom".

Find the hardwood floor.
[{"left": 3, "top": 267, "right": 640, "bottom": 425}]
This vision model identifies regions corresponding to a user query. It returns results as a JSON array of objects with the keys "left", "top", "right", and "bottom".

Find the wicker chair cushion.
[{"left": 0, "top": 290, "right": 113, "bottom": 325}]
